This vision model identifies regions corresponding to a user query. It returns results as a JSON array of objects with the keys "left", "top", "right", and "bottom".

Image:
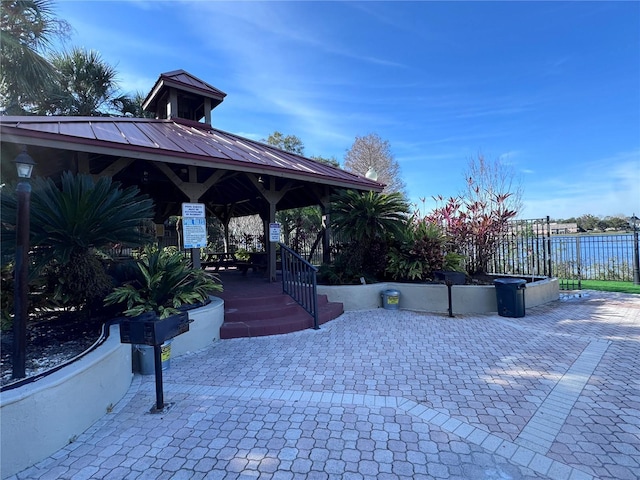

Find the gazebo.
[{"left": 0, "top": 69, "right": 383, "bottom": 281}]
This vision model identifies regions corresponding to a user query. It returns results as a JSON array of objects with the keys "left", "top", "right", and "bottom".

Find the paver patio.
[{"left": 8, "top": 291, "right": 639, "bottom": 480}]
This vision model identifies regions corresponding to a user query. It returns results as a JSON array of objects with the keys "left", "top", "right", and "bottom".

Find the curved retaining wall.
[
  {"left": 0, "top": 324, "right": 132, "bottom": 479},
  {"left": 0, "top": 296, "right": 225, "bottom": 479},
  {"left": 318, "top": 277, "right": 559, "bottom": 314},
  {"left": 171, "top": 296, "right": 224, "bottom": 357}
]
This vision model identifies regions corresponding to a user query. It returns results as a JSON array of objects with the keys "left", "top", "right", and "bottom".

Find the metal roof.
[
  {"left": 0, "top": 115, "right": 382, "bottom": 192},
  {"left": 142, "top": 69, "right": 227, "bottom": 114}
]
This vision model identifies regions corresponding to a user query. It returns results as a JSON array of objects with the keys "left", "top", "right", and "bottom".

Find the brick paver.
[{"left": 8, "top": 291, "right": 639, "bottom": 480}]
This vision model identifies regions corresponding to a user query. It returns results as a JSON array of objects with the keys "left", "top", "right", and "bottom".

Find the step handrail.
[{"left": 279, "top": 243, "right": 319, "bottom": 330}]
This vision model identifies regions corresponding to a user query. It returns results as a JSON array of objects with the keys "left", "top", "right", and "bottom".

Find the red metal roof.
[
  {"left": 0, "top": 115, "right": 383, "bottom": 192},
  {"left": 142, "top": 70, "right": 227, "bottom": 113}
]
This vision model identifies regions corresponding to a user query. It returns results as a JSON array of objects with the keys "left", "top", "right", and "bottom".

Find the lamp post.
[
  {"left": 631, "top": 214, "right": 639, "bottom": 286},
  {"left": 12, "top": 148, "right": 36, "bottom": 379}
]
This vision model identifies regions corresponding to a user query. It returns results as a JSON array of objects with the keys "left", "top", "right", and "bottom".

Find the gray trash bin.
[
  {"left": 135, "top": 340, "right": 172, "bottom": 375},
  {"left": 494, "top": 278, "right": 526, "bottom": 317},
  {"left": 381, "top": 289, "right": 400, "bottom": 310}
]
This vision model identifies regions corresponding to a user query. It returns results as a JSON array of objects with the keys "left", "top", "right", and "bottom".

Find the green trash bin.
[
  {"left": 382, "top": 289, "right": 400, "bottom": 310},
  {"left": 494, "top": 278, "right": 526, "bottom": 317}
]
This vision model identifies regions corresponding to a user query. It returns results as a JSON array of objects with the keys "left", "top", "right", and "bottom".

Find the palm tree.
[
  {"left": 35, "top": 47, "right": 120, "bottom": 116},
  {"left": 328, "top": 190, "right": 409, "bottom": 281},
  {"left": 1, "top": 172, "right": 156, "bottom": 313},
  {"left": 112, "top": 91, "right": 154, "bottom": 118},
  {"left": 331, "top": 190, "right": 409, "bottom": 242},
  {"left": 0, "top": 0, "right": 70, "bottom": 114}
]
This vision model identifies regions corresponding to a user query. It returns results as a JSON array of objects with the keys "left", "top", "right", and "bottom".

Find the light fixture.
[
  {"left": 13, "top": 148, "right": 36, "bottom": 179},
  {"left": 12, "top": 147, "right": 36, "bottom": 379},
  {"left": 365, "top": 166, "right": 378, "bottom": 181}
]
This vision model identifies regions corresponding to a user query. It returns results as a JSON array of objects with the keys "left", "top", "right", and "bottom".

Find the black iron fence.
[
  {"left": 485, "top": 217, "right": 553, "bottom": 278},
  {"left": 110, "top": 216, "right": 637, "bottom": 291},
  {"left": 550, "top": 233, "right": 636, "bottom": 288}
]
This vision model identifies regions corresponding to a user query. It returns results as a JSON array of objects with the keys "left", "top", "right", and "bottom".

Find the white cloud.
[{"left": 522, "top": 150, "right": 640, "bottom": 219}]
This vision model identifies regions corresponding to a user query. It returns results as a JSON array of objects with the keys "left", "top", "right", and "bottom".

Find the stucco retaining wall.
[
  {"left": 0, "top": 296, "right": 225, "bottom": 479},
  {"left": 318, "top": 277, "right": 559, "bottom": 314},
  {"left": 171, "top": 296, "right": 225, "bottom": 357},
  {"left": 0, "top": 324, "right": 132, "bottom": 479}
]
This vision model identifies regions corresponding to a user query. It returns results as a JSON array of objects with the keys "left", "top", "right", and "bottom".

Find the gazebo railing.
[{"left": 279, "top": 243, "right": 319, "bottom": 330}]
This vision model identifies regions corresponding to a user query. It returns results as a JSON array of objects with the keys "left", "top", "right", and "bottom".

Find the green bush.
[
  {"left": 104, "top": 246, "right": 223, "bottom": 318},
  {"left": 386, "top": 221, "right": 445, "bottom": 281}
]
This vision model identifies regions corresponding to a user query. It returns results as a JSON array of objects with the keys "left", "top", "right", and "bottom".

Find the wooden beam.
[
  {"left": 154, "top": 163, "right": 226, "bottom": 201},
  {"left": 96, "top": 157, "right": 134, "bottom": 178}
]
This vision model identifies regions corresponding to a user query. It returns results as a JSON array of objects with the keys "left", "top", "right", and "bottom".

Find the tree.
[
  {"left": 462, "top": 154, "right": 523, "bottom": 218},
  {"left": 112, "top": 90, "right": 154, "bottom": 118},
  {"left": 311, "top": 155, "right": 340, "bottom": 168},
  {"left": 344, "top": 133, "right": 406, "bottom": 196},
  {"left": 261, "top": 131, "right": 325, "bottom": 255},
  {"left": 0, "top": 0, "right": 70, "bottom": 114},
  {"left": 331, "top": 190, "right": 409, "bottom": 242},
  {"left": 263, "top": 131, "right": 305, "bottom": 155},
  {"left": 330, "top": 190, "right": 409, "bottom": 280},
  {"left": 1, "top": 172, "right": 155, "bottom": 314},
  {"left": 576, "top": 214, "right": 600, "bottom": 232},
  {"left": 34, "top": 47, "right": 120, "bottom": 116}
]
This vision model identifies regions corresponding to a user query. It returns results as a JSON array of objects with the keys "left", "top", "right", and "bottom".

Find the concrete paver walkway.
[{"left": 9, "top": 291, "right": 639, "bottom": 480}]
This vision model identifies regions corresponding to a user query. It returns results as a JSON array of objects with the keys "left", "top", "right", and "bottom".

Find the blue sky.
[{"left": 53, "top": 1, "right": 639, "bottom": 220}]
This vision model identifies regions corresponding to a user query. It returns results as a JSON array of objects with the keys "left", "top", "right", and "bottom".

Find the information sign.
[
  {"left": 269, "top": 223, "right": 281, "bottom": 242},
  {"left": 182, "top": 203, "right": 205, "bottom": 218},
  {"left": 181, "top": 203, "right": 207, "bottom": 249}
]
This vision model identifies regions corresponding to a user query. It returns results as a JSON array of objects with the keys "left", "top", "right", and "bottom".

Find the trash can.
[
  {"left": 494, "top": 278, "right": 526, "bottom": 317},
  {"left": 135, "top": 340, "right": 172, "bottom": 375},
  {"left": 381, "top": 289, "right": 400, "bottom": 310}
]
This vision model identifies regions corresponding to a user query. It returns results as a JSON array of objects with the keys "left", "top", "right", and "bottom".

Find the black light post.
[
  {"left": 631, "top": 214, "right": 639, "bottom": 286},
  {"left": 12, "top": 148, "right": 36, "bottom": 379}
]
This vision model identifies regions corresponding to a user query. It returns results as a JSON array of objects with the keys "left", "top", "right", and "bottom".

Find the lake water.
[{"left": 550, "top": 233, "right": 636, "bottom": 281}]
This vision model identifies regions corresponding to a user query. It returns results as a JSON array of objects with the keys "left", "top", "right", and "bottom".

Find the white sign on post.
[
  {"left": 269, "top": 223, "right": 281, "bottom": 242},
  {"left": 182, "top": 203, "right": 205, "bottom": 218},
  {"left": 182, "top": 203, "right": 207, "bottom": 249}
]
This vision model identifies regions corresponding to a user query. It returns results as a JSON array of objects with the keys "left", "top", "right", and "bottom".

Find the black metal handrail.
[{"left": 279, "top": 243, "right": 319, "bottom": 330}]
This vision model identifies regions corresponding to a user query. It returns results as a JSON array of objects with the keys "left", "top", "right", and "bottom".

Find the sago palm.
[
  {"left": 331, "top": 190, "right": 409, "bottom": 243},
  {"left": 1, "top": 172, "right": 155, "bottom": 312}
]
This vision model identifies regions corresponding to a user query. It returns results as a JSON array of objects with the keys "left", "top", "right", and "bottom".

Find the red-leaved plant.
[{"left": 426, "top": 193, "right": 516, "bottom": 275}]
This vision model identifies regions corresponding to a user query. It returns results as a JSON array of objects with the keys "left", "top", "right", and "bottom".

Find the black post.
[
  {"left": 12, "top": 182, "right": 31, "bottom": 379},
  {"left": 633, "top": 220, "right": 639, "bottom": 286},
  {"left": 446, "top": 280, "right": 454, "bottom": 318},
  {"left": 152, "top": 344, "right": 164, "bottom": 411}
]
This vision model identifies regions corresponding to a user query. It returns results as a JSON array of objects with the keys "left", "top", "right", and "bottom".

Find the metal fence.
[
  {"left": 550, "top": 233, "right": 636, "bottom": 288},
  {"left": 112, "top": 216, "right": 638, "bottom": 290},
  {"left": 481, "top": 217, "right": 553, "bottom": 278}
]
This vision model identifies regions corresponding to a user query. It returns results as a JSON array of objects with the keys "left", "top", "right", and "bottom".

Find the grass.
[{"left": 561, "top": 279, "right": 640, "bottom": 294}]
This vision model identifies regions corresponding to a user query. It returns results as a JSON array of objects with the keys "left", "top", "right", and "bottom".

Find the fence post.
[
  {"left": 546, "top": 216, "right": 552, "bottom": 277},
  {"left": 576, "top": 236, "right": 582, "bottom": 290}
]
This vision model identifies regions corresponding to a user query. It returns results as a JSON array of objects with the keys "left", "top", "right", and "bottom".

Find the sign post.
[{"left": 182, "top": 203, "right": 207, "bottom": 269}]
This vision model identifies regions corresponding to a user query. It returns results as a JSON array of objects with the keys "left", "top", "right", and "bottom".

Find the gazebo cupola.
[{"left": 141, "top": 69, "right": 227, "bottom": 126}]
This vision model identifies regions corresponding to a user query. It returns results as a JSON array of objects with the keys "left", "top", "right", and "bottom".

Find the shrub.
[
  {"left": 104, "top": 246, "right": 223, "bottom": 318},
  {"left": 386, "top": 220, "right": 445, "bottom": 281}
]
